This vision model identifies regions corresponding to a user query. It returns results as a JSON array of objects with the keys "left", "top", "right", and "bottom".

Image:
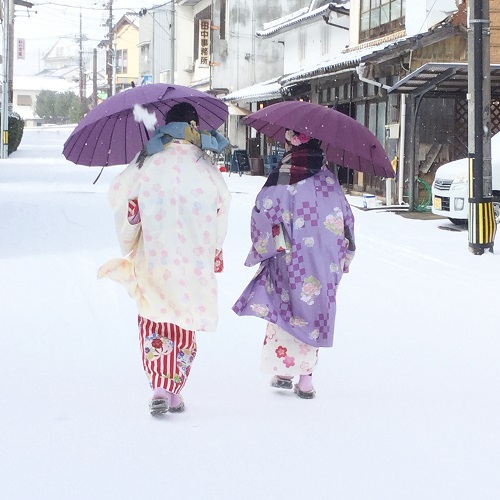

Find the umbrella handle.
[{"left": 93, "top": 167, "right": 105, "bottom": 185}]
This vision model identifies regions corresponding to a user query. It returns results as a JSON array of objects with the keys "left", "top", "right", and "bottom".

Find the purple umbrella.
[
  {"left": 243, "top": 101, "right": 394, "bottom": 177},
  {"left": 63, "top": 84, "right": 228, "bottom": 167}
]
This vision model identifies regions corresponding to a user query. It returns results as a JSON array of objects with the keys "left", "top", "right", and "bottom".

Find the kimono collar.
[
  {"left": 264, "top": 145, "right": 324, "bottom": 187},
  {"left": 144, "top": 121, "right": 229, "bottom": 156},
  {"left": 136, "top": 121, "right": 229, "bottom": 168}
]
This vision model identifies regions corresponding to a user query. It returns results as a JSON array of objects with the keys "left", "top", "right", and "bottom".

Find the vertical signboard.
[
  {"left": 17, "top": 38, "right": 25, "bottom": 59},
  {"left": 199, "top": 19, "right": 210, "bottom": 67}
]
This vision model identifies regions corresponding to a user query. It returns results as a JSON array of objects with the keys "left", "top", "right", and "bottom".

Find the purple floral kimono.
[{"left": 232, "top": 165, "right": 355, "bottom": 348}]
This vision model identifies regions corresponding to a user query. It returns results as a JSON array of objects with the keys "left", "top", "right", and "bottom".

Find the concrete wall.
[{"left": 211, "top": 0, "right": 309, "bottom": 94}]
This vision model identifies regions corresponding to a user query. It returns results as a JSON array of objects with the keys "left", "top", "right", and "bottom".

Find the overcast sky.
[
  {"left": 11, "top": 1, "right": 156, "bottom": 75},
  {"left": 15, "top": 1, "right": 147, "bottom": 44}
]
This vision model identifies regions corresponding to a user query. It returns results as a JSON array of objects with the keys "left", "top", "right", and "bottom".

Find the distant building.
[
  {"left": 42, "top": 39, "right": 81, "bottom": 71},
  {"left": 113, "top": 15, "right": 140, "bottom": 92},
  {"left": 12, "top": 75, "right": 77, "bottom": 127}
]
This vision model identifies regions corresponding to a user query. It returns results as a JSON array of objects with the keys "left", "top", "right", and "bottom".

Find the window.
[
  {"left": 140, "top": 44, "right": 150, "bottom": 73},
  {"left": 116, "top": 49, "right": 128, "bottom": 74},
  {"left": 220, "top": 0, "right": 226, "bottom": 40},
  {"left": 360, "top": 0, "right": 405, "bottom": 42},
  {"left": 356, "top": 102, "right": 366, "bottom": 127},
  {"left": 17, "top": 94, "right": 32, "bottom": 106}
]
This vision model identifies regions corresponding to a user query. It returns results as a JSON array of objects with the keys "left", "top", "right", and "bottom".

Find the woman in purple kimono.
[{"left": 232, "top": 130, "right": 355, "bottom": 399}]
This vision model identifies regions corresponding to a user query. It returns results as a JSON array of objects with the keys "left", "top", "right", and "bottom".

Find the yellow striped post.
[
  {"left": 468, "top": 157, "right": 497, "bottom": 254},
  {"left": 468, "top": 201, "right": 497, "bottom": 250}
]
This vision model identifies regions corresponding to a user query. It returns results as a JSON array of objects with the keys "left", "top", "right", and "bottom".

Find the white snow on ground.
[{"left": 1, "top": 127, "right": 499, "bottom": 500}]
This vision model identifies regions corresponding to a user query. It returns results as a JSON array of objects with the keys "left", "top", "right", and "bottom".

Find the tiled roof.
[
  {"left": 256, "top": 3, "right": 348, "bottom": 38},
  {"left": 279, "top": 33, "right": 407, "bottom": 85},
  {"left": 279, "top": 23, "right": 458, "bottom": 85}
]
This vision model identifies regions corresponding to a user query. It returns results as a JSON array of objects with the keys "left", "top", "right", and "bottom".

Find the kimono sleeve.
[
  {"left": 342, "top": 197, "right": 356, "bottom": 272},
  {"left": 108, "top": 158, "right": 142, "bottom": 256},
  {"left": 244, "top": 188, "right": 286, "bottom": 267},
  {"left": 213, "top": 169, "right": 232, "bottom": 252}
]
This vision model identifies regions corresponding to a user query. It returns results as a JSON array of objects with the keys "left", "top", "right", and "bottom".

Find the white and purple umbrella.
[
  {"left": 63, "top": 84, "right": 228, "bottom": 167},
  {"left": 244, "top": 101, "right": 394, "bottom": 177}
]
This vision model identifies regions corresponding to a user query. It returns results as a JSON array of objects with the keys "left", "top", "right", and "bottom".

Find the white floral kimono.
[{"left": 99, "top": 139, "right": 231, "bottom": 332}]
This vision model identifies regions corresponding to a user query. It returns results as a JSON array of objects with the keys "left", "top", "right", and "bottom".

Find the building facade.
[
  {"left": 223, "top": 0, "right": 500, "bottom": 207},
  {"left": 120, "top": 0, "right": 500, "bottom": 208},
  {"left": 113, "top": 15, "right": 139, "bottom": 91}
]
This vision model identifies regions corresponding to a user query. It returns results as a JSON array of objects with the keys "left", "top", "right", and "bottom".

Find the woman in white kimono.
[{"left": 99, "top": 103, "right": 231, "bottom": 416}]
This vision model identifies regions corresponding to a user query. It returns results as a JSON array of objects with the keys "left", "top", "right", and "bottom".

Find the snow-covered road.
[{"left": 1, "top": 127, "right": 499, "bottom": 500}]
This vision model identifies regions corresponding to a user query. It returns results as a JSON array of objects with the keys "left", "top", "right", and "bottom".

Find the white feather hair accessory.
[{"left": 133, "top": 103, "right": 158, "bottom": 131}]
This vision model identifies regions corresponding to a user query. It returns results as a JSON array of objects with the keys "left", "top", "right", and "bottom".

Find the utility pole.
[
  {"left": 468, "top": 0, "right": 497, "bottom": 254},
  {"left": 1, "top": 0, "right": 33, "bottom": 158},
  {"left": 170, "top": 3, "right": 175, "bottom": 83},
  {"left": 106, "top": 0, "right": 113, "bottom": 97},
  {"left": 8, "top": 0, "right": 13, "bottom": 105},
  {"left": 92, "top": 48, "right": 97, "bottom": 108},
  {"left": 112, "top": 37, "right": 116, "bottom": 95},
  {"left": 1, "top": 0, "right": 10, "bottom": 158},
  {"left": 79, "top": 8, "right": 85, "bottom": 110}
]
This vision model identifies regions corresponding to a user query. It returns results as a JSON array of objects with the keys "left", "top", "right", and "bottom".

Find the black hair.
[
  {"left": 286, "top": 137, "right": 322, "bottom": 151},
  {"left": 164, "top": 102, "right": 199, "bottom": 125},
  {"left": 307, "top": 138, "right": 322, "bottom": 150}
]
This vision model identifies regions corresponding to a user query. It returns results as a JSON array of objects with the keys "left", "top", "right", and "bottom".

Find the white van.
[{"left": 431, "top": 132, "right": 500, "bottom": 225}]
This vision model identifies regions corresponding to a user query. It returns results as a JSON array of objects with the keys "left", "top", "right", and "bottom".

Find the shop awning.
[
  {"left": 227, "top": 103, "right": 251, "bottom": 115},
  {"left": 387, "top": 62, "right": 500, "bottom": 98},
  {"left": 220, "top": 78, "right": 282, "bottom": 103}
]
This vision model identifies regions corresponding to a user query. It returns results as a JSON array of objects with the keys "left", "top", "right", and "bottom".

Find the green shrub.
[
  {"left": 35, "top": 89, "right": 84, "bottom": 124},
  {"left": 8, "top": 113, "right": 25, "bottom": 154},
  {"left": 0, "top": 112, "right": 25, "bottom": 155}
]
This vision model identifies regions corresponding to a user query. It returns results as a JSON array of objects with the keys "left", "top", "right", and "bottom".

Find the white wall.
[
  {"left": 406, "top": 0, "right": 460, "bottom": 37},
  {"left": 176, "top": 5, "right": 200, "bottom": 86},
  {"left": 188, "top": 0, "right": 211, "bottom": 85},
  {"left": 282, "top": 13, "right": 350, "bottom": 74},
  {"left": 212, "top": 0, "right": 310, "bottom": 94}
]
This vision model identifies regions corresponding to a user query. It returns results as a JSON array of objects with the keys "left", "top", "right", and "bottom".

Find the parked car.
[{"left": 431, "top": 132, "right": 500, "bottom": 225}]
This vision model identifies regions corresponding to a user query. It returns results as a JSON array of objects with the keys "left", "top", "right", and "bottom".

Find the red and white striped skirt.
[{"left": 138, "top": 316, "right": 197, "bottom": 395}]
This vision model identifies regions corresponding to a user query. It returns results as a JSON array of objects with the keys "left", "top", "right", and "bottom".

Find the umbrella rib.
[
  {"left": 99, "top": 116, "right": 117, "bottom": 167},
  {"left": 185, "top": 96, "right": 227, "bottom": 130},
  {"left": 71, "top": 119, "right": 104, "bottom": 166},
  {"left": 63, "top": 122, "right": 92, "bottom": 164}
]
